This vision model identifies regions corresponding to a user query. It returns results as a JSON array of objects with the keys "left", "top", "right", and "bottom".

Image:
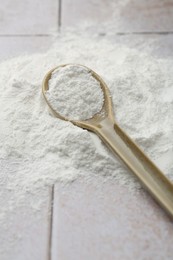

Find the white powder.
[
  {"left": 0, "top": 30, "right": 173, "bottom": 256},
  {"left": 46, "top": 65, "right": 104, "bottom": 120}
]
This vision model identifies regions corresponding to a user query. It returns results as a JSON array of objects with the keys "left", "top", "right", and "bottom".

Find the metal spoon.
[{"left": 42, "top": 64, "right": 173, "bottom": 218}]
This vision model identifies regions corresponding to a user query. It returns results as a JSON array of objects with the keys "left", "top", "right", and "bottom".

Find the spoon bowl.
[{"left": 42, "top": 64, "right": 114, "bottom": 130}]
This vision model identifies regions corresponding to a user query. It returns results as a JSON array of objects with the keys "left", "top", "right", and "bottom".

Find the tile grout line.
[
  {"left": 1, "top": 31, "right": 173, "bottom": 37},
  {"left": 48, "top": 184, "right": 55, "bottom": 260},
  {"left": 0, "top": 34, "right": 51, "bottom": 37},
  {"left": 58, "top": 0, "right": 62, "bottom": 31},
  {"left": 114, "top": 31, "right": 173, "bottom": 35}
]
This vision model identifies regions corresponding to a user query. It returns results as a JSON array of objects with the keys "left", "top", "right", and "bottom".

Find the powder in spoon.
[{"left": 46, "top": 65, "right": 104, "bottom": 120}]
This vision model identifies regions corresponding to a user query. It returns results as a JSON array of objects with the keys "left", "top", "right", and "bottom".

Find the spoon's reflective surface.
[{"left": 42, "top": 64, "right": 173, "bottom": 218}]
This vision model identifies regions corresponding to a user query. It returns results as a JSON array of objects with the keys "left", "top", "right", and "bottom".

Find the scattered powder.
[
  {"left": 0, "top": 30, "right": 173, "bottom": 256},
  {"left": 46, "top": 65, "right": 104, "bottom": 120}
]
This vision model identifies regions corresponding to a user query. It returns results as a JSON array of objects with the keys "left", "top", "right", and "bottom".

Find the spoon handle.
[{"left": 96, "top": 117, "right": 173, "bottom": 218}]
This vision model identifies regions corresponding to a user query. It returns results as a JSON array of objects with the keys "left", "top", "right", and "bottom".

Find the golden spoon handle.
[{"left": 96, "top": 117, "right": 173, "bottom": 218}]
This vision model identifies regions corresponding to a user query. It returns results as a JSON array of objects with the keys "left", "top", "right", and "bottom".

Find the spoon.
[{"left": 42, "top": 64, "right": 173, "bottom": 218}]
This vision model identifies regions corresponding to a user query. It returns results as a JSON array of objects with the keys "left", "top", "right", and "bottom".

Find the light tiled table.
[{"left": 0, "top": 1, "right": 173, "bottom": 259}]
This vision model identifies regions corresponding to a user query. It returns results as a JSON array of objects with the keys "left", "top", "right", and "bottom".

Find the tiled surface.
[
  {"left": 52, "top": 178, "right": 173, "bottom": 260},
  {"left": 0, "top": 0, "right": 58, "bottom": 61},
  {"left": 105, "top": 34, "right": 173, "bottom": 59},
  {"left": 0, "top": 36, "right": 53, "bottom": 61},
  {"left": 1, "top": 0, "right": 173, "bottom": 61},
  {"left": 0, "top": 1, "right": 173, "bottom": 259},
  {"left": 0, "top": 186, "right": 52, "bottom": 260},
  {"left": 61, "top": 0, "right": 113, "bottom": 26},
  {"left": 0, "top": 0, "right": 58, "bottom": 34},
  {"left": 0, "top": 1, "right": 58, "bottom": 259},
  {"left": 61, "top": 0, "right": 173, "bottom": 32}
]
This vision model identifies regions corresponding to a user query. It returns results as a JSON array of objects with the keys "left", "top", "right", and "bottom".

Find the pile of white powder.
[
  {"left": 46, "top": 64, "right": 104, "bottom": 120},
  {"left": 0, "top": 30, "right": 173, "bottom": 254}
]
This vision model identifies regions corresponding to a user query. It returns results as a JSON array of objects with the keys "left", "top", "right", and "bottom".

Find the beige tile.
[
  {"left": 62, "top": 0, "right": 173, "bottom": 32},
  {"left": 106, "top": 34, "right": 173, "bottom": 59},
  {"left": 0, "top": 187, "right": 51, "bottom": 260},
  {"left": 0, "top": 36, "right": 53, "bottom": 61},
  {"left": 52, "top": 177, "right": 173, "bottom": 260},
  {"left": 61, "top": 0, "right": 113, "bottom": 27},
  {"left": 0, "top": 0, "right": 58, "bottom": 34}
]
